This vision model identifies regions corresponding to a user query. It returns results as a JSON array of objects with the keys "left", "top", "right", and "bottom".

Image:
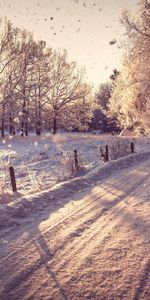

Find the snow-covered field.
[
  {"left": 0, "top": 133, "right": 150, "bottom": 200},
  {"left": 0, "top": 133, "right": 106, "bottom": 198},
  {"left": 0, "top": 133, "right": 150, "bottom": 299},
  {"left": 0, "top": 153, "right": 150, "bottom": 299},
  {"left": 0, "top": 133, "right": 150, "bottom": 205},
  {"left": 0, "top": 132, "right": 150, "bottom": 228}
]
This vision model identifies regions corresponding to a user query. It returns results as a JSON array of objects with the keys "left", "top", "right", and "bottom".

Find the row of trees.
[
  {"left": 0, "top": 19, "right": 93, "bottom": 137},
  {"left": 109, "top": 0, "right": 150, "bottom": 135},
  {"left": 94, "top": 0, "right": 150, "bottom": 136},
  {"left": 92, "top": 69, "right": 120, "bottom": 133},
  {"left": 2, "top": 0, "right": 147, "bottom": 139}
]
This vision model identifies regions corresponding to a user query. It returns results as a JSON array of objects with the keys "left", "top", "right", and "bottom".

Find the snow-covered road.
[{"left": 0, "top": 159, "right": 150, "bottom": 300}]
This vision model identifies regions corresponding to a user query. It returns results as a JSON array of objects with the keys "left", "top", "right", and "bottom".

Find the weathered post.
[
  {"left": 74, "top": 149, "right": 79, "bottom": 171},
  {"left": 100, "top": 145, "right": 109, "bottom": 162},
  {"left": 9, "top": 166, "right": 17, "bottom": 192},
  {"left": 131, "top": 141, "right": 135, "bottom": 154},
  {"left": 105, "top": 144, "right": 109, "bottom": 162}
]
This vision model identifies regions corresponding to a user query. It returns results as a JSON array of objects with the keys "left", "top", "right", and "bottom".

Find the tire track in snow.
[{"left": 0, "top": 161, "right": 150, "bottom": 299}]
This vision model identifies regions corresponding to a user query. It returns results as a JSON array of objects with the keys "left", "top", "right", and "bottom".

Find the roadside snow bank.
[{"left": 1, "top": 151, "right": 150, "bottom": 229}]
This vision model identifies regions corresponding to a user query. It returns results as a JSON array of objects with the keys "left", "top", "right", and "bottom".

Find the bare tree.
[
  {"left": 47, "top": 50, "right": 91, "bottom": 134},
  {"left": 0, "top": 20, "right": 21, "bottom": 137},
  {"left": 30, "top": 43, "right": 53, "bottom": 135},
  {"left": 0, "top": 19, "right": 20, "bottom": 75},
  {"left": 15, "top": 31, "right": 40, "bottom": 136},
  {"left": 109, "top": 0, "right": 150, "bottom": 134},
  {"left": 0, "top": 21, "right": 94, "bottom": 136}
]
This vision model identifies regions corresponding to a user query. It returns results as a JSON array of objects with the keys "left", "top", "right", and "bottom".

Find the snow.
[
  {"left": 0, "top": 133, "right": 150, "bottom": 299},
  {"left": 0, "top": 150, "right": 150, "bottom": 299},
  {"left": 0, "top": 133, "right": 107, "bottom": 199},
  {"left": 0, "top": 133, "right": 149, "bottom": 199},
  {"left": 0, "top": 132, "right": 150, "bottom": 230}
]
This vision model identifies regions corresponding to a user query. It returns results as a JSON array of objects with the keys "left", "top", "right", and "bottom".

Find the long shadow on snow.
[{"left": 0, "top": 162, "right": 150, "bottom": 300}]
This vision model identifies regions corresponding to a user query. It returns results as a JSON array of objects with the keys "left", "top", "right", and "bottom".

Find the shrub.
[
  {"left": 107, "top": 137, "right": 133, "bottom": 160},
  {"left": 58, "top": 152, "right": 85, "bottom": 181}
]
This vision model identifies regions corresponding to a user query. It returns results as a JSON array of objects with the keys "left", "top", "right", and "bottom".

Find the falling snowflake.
[
  {"left": 109, "top": 39, "right": 117, "bottom": 45},
  {"left": 14, "top": 117, "right": 20, "bottom": 124}
]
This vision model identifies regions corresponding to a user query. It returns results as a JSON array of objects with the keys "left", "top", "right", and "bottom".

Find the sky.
[{"left": 0, "top": 0, "right": 139, "bottom": 89}]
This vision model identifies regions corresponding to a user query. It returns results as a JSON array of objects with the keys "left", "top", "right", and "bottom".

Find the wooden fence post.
[
  {"left": 131, "top": 141, "right": 135, "bottom": 154},
  {"left": 74, "top": 149, "right": 79, "bottom": 171},
  {"left": 9, "top": 166, "right": 17, "bottom": 192},
  {"left": 100, "top": 145, "right": 109, "bottom": 162},
  {"left": 105, "top": 144, "right": 109, "bottom": 162}
]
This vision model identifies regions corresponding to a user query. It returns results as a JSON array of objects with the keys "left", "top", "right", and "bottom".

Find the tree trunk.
[
  {"left": 53, "top": 117, "right": 57, "bottom": 134},
  {"left": 1, "top": 102, "right": 5, "bottom": 138},
  {"left": 9, "top": 112, "right": 13, "bottom": 135},
  {"left": 1, "top": 118, "right": 5, "bottom": 138},
  {"left": 25, "top": 121, "right": 28, "bottom": 136},
  {"left": 21, "top": 98, "right": 26, "bottom": 137},
  {"left": 36, "top": 120, "right": 41, "bottom": 135},
  {"left": 36, "top": 102, "right": 41, "bottom": 136},
  {"left": 25, "top": 98, "right": 29, "bottom": 137},
  {"left": 21, "top": 119, "right": 24, "bottom": 137}
]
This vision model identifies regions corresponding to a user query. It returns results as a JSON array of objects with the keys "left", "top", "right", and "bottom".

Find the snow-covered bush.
[
  {"left": 107, "top": 137, "right": 133, "bottom": 160},
  {"left": 58, "top": 152, "right": 85, "bottom": 181}
]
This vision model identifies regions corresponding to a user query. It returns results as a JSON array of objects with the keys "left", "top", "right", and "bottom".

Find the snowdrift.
[{"left": 1, "top": 151, "right": 150, "bottom": 229}]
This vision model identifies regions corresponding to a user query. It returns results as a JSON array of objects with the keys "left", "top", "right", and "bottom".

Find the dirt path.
[{"left": 0, "top": 160, "right": 150, "bottom": 300}]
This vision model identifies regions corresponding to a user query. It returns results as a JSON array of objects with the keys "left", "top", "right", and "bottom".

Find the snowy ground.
[
  {"left": 0, "top": 133, "right": 107, "bottom": 199},
  {"left": 0, "top": 133, "right": 150, "bottom": 299},
  {"left": 0, "top": 132, "right": 150, "bottom": 203},
  {"left": 0, "top": 156, "right": 150, "bottom": 299}
]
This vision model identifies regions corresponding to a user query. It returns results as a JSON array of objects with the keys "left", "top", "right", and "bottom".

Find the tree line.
[
  {"left": 109, "top": 0, "right": 150, "bottom": 135},
  {"left": 96, "top": 0, "right": 150, "bottom": 136},
  {"left": 1, "top": 0, "right": 147, "bottom": 139},
  {"left": 0, "top": 19, "right": 93, "bottom": 137}
]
